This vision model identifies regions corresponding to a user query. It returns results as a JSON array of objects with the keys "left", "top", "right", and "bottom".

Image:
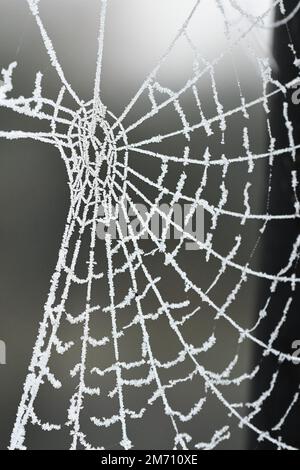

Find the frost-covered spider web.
[{"left": 1, "top": 0, "right": 300, "bottom": 450}]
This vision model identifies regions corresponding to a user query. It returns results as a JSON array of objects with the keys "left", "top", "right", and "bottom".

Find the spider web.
[{"left": 1, "top": 0, "right": 300, "bottom": 450}]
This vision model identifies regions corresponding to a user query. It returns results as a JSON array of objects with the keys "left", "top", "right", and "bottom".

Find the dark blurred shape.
[{"left": 251, "top": 0, "right": 300, "bottom": 450}]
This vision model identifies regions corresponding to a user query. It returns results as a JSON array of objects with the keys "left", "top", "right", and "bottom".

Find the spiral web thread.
[{"left": 0, "top": 0, "right": 300, "bottom": 450}]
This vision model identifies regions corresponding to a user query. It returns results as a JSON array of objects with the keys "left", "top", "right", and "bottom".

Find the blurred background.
[{"left": 0, "top": 0, "right": 299, "bottom": 451}]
